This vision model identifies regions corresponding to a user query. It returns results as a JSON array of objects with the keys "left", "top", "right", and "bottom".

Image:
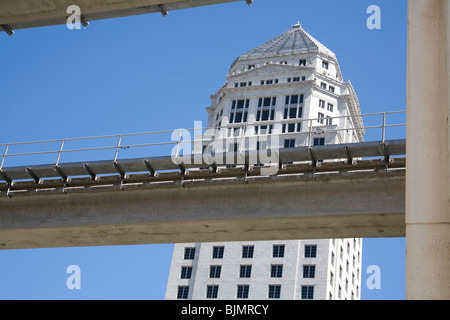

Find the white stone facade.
[
  {"left": 165, "top": 24, "right": 363, "bottom": 300},
  {"left": 165, "top": 239, "right": 362, "bottom": 300}
]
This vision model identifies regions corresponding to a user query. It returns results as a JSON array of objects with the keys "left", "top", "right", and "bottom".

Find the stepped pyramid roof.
[{"left": 236, "top": 22, "right": 336, "bottom": 62}]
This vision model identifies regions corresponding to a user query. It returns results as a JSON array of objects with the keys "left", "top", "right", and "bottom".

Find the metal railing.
[{"left": 0, "top": 110, "right": 405, "bottom": 171}]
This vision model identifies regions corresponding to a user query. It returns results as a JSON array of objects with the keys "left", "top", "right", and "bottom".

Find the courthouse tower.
[{"left": 165, "top": 23, "right": 363, "bottom": 300}]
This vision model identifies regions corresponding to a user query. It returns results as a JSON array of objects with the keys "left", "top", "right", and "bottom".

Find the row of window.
[
  {"left": 227, "top": 96, "right": 335, "bottom": 125},
  {"left": 227, "top": 119, "right": 331, "bottom": 138},
  {"left": 214, "top": 136, "right": 325, "bottom": 153},
  {"left": 234, "top": 75, "right": 339, "bottom": 90},
  {"left": 183, "top": 245, "right": 317, "bottom": 260},
  {"left": 180, "top": 264, "right": 316, "bottom": 280},
  {"left": 177, "top": 284, "right": 315, "bottom": 299},
  {"left": 320, "top": 82, "right": 335, "bottom": 93},
  {"left": 233, "top": 75, "right": 312, "bottom": 88},
  {"left": 284, "top": 137, "right": 325, "bottom": 149},
  {"left": 229, "top": 95, "right": 305, "bottom": 124},
  {"left": 245, "top": 58, "right": 326, "bottom": 70}
]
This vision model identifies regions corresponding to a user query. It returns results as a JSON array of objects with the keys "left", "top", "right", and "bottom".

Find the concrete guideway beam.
[
  {"left": 0, "top": 0, "right": 244, "bottom": 33},
  {"left": 0, "top": 171, "right": 406, "bottom": 250}
]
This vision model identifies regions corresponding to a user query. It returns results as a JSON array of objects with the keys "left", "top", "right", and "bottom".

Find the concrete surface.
[{"left": 0, "top": 171, "right": 405, "bottom": 250}]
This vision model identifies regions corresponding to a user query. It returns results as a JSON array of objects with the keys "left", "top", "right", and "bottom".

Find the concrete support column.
[{"left": 406, "top": 0, "right": 450, "bottom": 299}]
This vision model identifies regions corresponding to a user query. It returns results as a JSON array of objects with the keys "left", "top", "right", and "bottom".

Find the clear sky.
[{"left": 0, "top": 0, "right": 407, "bottom": 299}]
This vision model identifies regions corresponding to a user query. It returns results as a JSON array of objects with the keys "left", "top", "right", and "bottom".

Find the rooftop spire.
[{"left": 292, "top": 21, "right": 302, "bottom": 29}]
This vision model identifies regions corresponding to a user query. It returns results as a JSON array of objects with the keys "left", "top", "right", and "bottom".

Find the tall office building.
[{"left": 165, "top": 23, "right": 363, "bottom": 300}]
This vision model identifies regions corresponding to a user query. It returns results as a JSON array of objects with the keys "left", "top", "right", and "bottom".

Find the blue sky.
[{"left": 0, "top": 0, "right": 407, "bottom": 299}]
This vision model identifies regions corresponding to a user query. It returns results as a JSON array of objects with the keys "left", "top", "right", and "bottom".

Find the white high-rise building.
[{"left": 165, "top": 23, "right": 363, "bottom": 300}]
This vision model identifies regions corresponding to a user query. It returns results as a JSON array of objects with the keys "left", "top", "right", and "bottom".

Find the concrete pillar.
[{"left": 406, "top": 0, "right": 450, "bottom": 299}]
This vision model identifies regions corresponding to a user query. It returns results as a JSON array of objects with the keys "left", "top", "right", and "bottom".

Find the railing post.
[
  {"left": 241, "top": 124, "right": 246, "bottom": 152},
  {"left": 308, "top": 119, "right": 313, "bottom": 147},
  {"left": 175, "top": 130, "right": 182, "bottom": 158},
  {"left": 382, "top": 112, "right": 386, "bottom": 143},
  {"left": 114, "top": 135, "right": 122, "bottom": 162},
  {"left": 56, "top": 140, "right": 65, "bottom": 166},
  {"left": 0, "top": 144, "right": 9, "bottom": 170}
]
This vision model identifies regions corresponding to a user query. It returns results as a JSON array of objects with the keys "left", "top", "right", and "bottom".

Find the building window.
[
  {"left": 240, "top": 265, "right": 252, "bottom": 278},
  {"left": 284, "top": 106, "right": 303, "bottom": 120},
  {"left": 184, "top": 247, "right": 196, "bottom": 260},
  {"left": 255, "top": 125, "right": 273, "bottom": 135},
  {"left": 257, "top": 141, "right": 267, "bottom": 151},
  {"left": 282, "top": 123, "right": 302, "bottom": 133},
  {"left": 329, "top": 85, "right": 335, "bottom": 93},
  {"left": 319, "top": 99, "right": 326, "bottom": 109},
  {"left": 313, "top": 138, "right": 325, "bottom": 146},
  {"left": 271, "top": 265, "right": 283, "bottom": 278},
  {"left": 322, "top": 60, "right": 329, "bottom": 69},
  {"left": 177, "top": 286, "right": 189, "bottom": 299},
  {"left": 284, "top": 139, "right": 295, "bottom": 148},
  {"left": 284, "top": 94, "right": 303, "bottom": 120},
  {"left": 326, "top": 116, "right": 333, "bottom": 126},
  {"left": 301, "top": 286, "right": 314, "bottom": 300},
  {"left": 180, "top": 266, "right": 192, "bottom": 279},
  {"left": 229, "top": 126, "right": 243, "bottom": 137},
  {"left": 237, "top": 285, "right": 249, "bottom": 299},
  {"left": 260, "top": 78, "right": 279, "bottom": 85},
  {"left": 321, "top": 82, "right": 327, "bottom": 89},
  {"left": 210, "top": 265, "right": 222, "bottom": 278},
  {"left": 284, "top": 106, "right": 303, "bottom": 119},
  {"left": 273, "top": 245, "right": 285, "bottom": 257},
  {"left": 242, "top": 246, "right": 254, "bottom": 258},
  {"left": 317, "top": 112, "right": 325, "bottom": 124},
  {"left": 327, "top": 103, "right": 334, "bottom": 112},
  {"left": 305, "top": 245, "right": 317, "bottom": 258},
  {"left": 280, "top": 60, "right": 287, "bottom": 65},
  {"left": 248, "top": 64, "right": 255, "bottom": 70},
  {"left": 230, "top": 99, "right": 249, "bottom": 123},
  {"left": 299, "top": 59, "right": 306, "bottom": 66},
  {"left": 256, "top": 97, "right": 276, "bottom": 121},
  {"left": 293, "top": 76, "right": 300, "bottom": 82},
  {"left": 303, "top": 265, "right": 316, "bottom": 278},
  {"left": 268, "top": 285, "right": 281, "bottom": 298},
  {"left": 212, "top": 246, "right": 224, "bottom": 259},
  {"left": 286, "top": 94, "right": 304, "bottom": 106},
  {"left": 206, "top": 285, "right": 219, "bottom": 299}
]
